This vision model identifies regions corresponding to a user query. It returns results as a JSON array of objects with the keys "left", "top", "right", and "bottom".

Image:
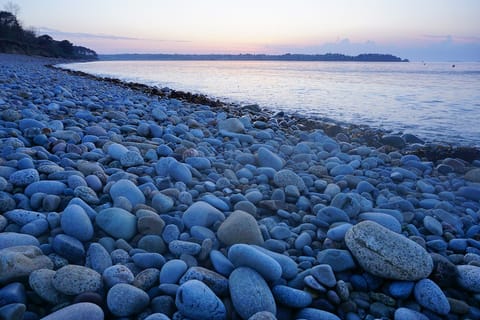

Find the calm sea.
[{"left": 61, "top": 60, "right": 480, "bottom": 146}]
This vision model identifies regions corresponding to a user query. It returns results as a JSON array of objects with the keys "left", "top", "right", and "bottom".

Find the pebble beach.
[{"left": 1, "top": 53, "right": 480, "bottom": 320}]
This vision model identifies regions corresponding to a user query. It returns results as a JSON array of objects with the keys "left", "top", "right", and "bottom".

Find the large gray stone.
[
  {"left": 0, "top": 246, "right": 53, "bottom": 284},
  {"left": 217, "top": 210, "right": 264, "bottom": 246},
  {"left": 345, "top": 221, "right": 433, "bottom": 280},
  {"left": 52, "top": 265, "right": 102, "bottom": 295}
]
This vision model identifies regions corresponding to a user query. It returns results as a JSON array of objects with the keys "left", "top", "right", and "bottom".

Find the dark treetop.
[{"left": 0, "top": 10, "right": 97, "bottom": 59}]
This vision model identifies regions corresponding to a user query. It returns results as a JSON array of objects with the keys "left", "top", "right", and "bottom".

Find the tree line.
[{"left": 0, "top": 10, "right": 97, "bottom": 59}]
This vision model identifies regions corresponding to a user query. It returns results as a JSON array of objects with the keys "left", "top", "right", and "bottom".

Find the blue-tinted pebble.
[
  {"left": 175, "top": 279, "right": 226, "bottom": 320},
  {"left": 326, "top": 223, "right": 352, "bottom": 241},
  {"left": 229, "top": 267, "right": 276, "bottom": 319},
  {"left": 228, "top": 244, "right": 282, "bottom": 281},
  {"left": 388, "top": 281, "right": 414, "bottom": 299},
  {"left": 103, "top": 264, "right": 135, "bottom": 288},
  {"left": 133, "top": 253, "right": 166, "bottom": 269},
  {"left": 86, "top": 243, "right": 112, "bottom": 274},
  {"left": 0, "top": 282, "right": 26, "bottom": 305},
  {"left": 52, "top": 234, "right": 85, "bottom": 263},
  {"left": 210, "top": 250, "right": 234, "bottom": 277},
  {"left": 169, "top": 240, "right": 201, "bottom": 256},
  {"left": 316, "top": 249, "right": 356, "bottom": 272},
  {"left": 20, "top": 218, "right": 49, "bottom": 236},
  {"left": 414, "top": 279, "right": 450, "bottom": 315},
  {"left": 394, "top": 307, "right": 429, "bottom": 320},
  {"left": 273, "top": 285, "right": 312, "bottom": 308},
  {"left": 24, "top": 181, "right": 66, "bottom": 197},
  {"left": 107, "top": 283, "right": 150, "bottom": 317},
  {"left": 60, "top": 204, "right": 94, "bottom": 242},
  {"left": 160, "top": 259, "right": 188, "bottom": 284},
  {"left": 296, "top": 307, "right": 341, "bottom": 320}
]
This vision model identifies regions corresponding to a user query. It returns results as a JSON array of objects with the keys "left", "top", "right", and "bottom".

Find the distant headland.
[
  {"left": 100, "top": 53, "right": 409, "bottom": 62},
  {"left": 0, "top": 10, "right": 97, "bottom": 59}
]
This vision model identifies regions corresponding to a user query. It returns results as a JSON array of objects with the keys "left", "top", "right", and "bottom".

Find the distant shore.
[{"left": 99, "top": 53, "right": 409, "bottom": 62}]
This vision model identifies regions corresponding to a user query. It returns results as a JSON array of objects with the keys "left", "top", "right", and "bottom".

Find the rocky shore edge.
[{"left": 0, "top": 53, "right": 480, "bottom": 320}]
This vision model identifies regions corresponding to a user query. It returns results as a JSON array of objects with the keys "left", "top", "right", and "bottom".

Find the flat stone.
[
  {"left": 175, "top": 279, "right": 226, "bottom": 320},
  {"left": 217, "top": 210, "right": 264, "bottom": 246},
  {"left": 345, "top": 221, "right": 433, "bottom": 280},
  {"left": 0, "top": 246, "right": 53, "bottom": 284},
  {"left": 52, "top": 265, "right": 102, "bottom": 295},
  {"left": 229, "top": 267, "right": 276, "bottom": 319},
  {"left": 107, "top": 283, "right": 150, "bottom": 317}
]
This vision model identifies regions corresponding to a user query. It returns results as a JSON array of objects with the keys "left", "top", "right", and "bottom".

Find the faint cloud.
[
  {"left": 36, "top": 27, "right": 141, "bottom": 41},
  {"left": 35, "top": 27, "right": 190, "bottom": 43}
]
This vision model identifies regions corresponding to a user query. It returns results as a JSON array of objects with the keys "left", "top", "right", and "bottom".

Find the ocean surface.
[{"left": 61, "top": 60, "right": 480, "bottom": 146}]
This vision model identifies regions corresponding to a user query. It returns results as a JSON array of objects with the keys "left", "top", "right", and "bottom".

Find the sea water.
[{"left": 62, "top": 60, "right": 480, "bottom": 146}]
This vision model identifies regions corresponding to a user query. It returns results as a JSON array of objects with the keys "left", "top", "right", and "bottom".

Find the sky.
[{"left": 3, "top": 0, "right": 480, "bottom": 61}]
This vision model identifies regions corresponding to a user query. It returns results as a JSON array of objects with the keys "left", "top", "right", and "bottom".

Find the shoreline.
[
  {"left": 52, "top": 61, "right": 480, "bottom": 163},
  {"left": 1, "top": 52, "right": 480, "bottom": 319}
]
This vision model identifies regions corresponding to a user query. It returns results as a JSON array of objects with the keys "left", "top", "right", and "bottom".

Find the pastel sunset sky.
[{"left": 4, "top": 0, "right": 480, "bottom": 61}]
